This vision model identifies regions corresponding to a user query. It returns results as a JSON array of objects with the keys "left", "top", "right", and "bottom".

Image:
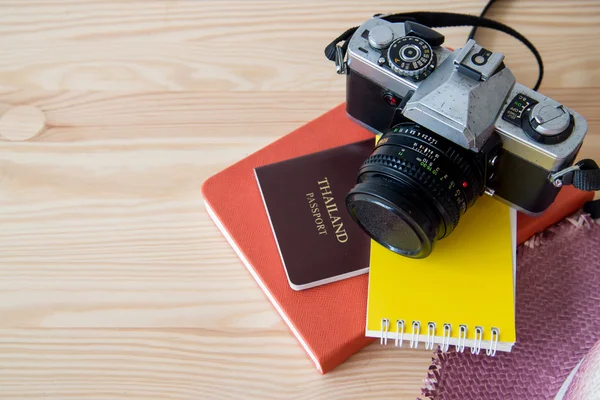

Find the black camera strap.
[
  {"left": 324, "top": 11, "right": 544, "bottom": 90},
  {"left": 584, "top": 198, "right": 600, "bottom": 219},
  {"left": 552, "top": 159, "right": 600, "bottom": 218},
  {"left": 572, "top": 160, "right": 600, "bottom": 191},
  {"left": 468, "top": 0, "right": 499, "bottom": 41}
]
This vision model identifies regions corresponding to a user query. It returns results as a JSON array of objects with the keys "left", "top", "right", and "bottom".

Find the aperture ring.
[
  {"left": 376, "top": 137, "right": 471, "bottom": 210},
  {"left": 442, "top": 146, "right": 482, "bottom": 205},
  {"left": 386, "top": 125, "right": 482, "bottom": 205}
]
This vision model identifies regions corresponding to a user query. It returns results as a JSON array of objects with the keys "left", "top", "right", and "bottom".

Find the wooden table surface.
[{"left": 0, "top": 1, "right": 598, "bottom": 399}]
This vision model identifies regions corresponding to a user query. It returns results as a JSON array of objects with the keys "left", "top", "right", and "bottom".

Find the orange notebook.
[
  {"left": 201, "top": 103, "right": 593, "bottom": 374},
  {"left": 202, "top": 104, "right": 374, "bottom": 374}
]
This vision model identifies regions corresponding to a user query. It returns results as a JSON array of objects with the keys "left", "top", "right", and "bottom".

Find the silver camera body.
[{"left": 342, "top": 17, "right": 588, "bottom": 214}]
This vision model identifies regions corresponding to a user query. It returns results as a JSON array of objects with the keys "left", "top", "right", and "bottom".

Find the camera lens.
[
  {"left": 348, "top": 187, "right": 436, "bottom": 257},
  {"left": 346, "top": 123, "right": 487, "bottom": 258}
]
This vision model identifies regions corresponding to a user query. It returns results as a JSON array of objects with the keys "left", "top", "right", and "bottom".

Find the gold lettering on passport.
[
  {"left": 306, "top": 192, "right": 327, "bottom": 235},
  {"left": 317, "top": 177, "right": 348, "bottom": 243}
]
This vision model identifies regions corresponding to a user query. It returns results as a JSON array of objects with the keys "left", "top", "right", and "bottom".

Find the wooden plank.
[
  {"left": 1, "top": 1, "right": 599, "bottom": 398},
  {"left": 0, "top": 1, "right": 598, "bottom": 91},
  {"left": 0, "top": 329, "right": 432, "bottom": 400}
]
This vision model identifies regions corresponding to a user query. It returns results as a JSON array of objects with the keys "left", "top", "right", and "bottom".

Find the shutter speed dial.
[{"left": 387, "top": 36, "right": 436, "bottom": 80}]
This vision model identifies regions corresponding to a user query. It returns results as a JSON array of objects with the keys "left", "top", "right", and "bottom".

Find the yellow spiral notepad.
[{"left": 366, "top": 195, "right": 516, "bottom": 355}]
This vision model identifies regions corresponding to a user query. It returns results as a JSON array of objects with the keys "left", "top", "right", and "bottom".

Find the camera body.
[{"left": 343, "top": 17, "right": 588, "bottom": 215}]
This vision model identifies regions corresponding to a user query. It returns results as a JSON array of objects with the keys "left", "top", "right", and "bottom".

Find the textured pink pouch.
[
  {"left": 421, "top": 213, "right": 600, "bottom": 400},
  {"left": 564, "top": 339, "right": 600, "bottom": 399}
]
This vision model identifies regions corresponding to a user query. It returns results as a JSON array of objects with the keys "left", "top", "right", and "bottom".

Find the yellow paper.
[{"left": 366, "top": 195, "right": 516, "bottom": 350}]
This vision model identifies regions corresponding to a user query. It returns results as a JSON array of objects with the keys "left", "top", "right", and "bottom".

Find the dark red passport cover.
[
  {"left": 201, "top": 103, "right": 593, "bottom": 374},
  {"left": 255, "top": 139, "right": 374, "bottom": 290}
]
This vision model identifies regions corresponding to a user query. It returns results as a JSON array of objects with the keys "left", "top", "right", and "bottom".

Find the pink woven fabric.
[
  {"left": 564, "top": 339, "right": 600, "bottom": 399},
  {"left": 421, "top": 213, "right": 600, "bottom": 400}
]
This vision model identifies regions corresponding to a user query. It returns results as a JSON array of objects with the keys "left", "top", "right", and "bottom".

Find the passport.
[
  {"left": 201, "top": 104, "right": 377, "bottom": 374},
  {"left": 255, "top": 139, "right": 374, "bottom": 290}
]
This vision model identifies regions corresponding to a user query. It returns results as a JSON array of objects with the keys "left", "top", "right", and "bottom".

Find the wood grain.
[
  {"left": 0, "top": 329, "right": 432, "bottom": 400},
  {"left": 0, "top": 1, "right": 599, "bottom": 399},
  {"left": 0, "top": 1, "right": 599, "bottom": 91}
]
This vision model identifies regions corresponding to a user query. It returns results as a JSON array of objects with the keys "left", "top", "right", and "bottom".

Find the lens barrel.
[{"left": 346, "top": 123, "right": 487, "bottom": 258}]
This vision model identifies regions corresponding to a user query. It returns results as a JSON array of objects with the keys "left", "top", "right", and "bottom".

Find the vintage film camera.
[{"left": 329, "top": 16, "right": 593, "bottom": 258}]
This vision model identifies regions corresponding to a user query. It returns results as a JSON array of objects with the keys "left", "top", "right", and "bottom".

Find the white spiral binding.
[
  {"left": 471, "top": 326, "right": 484, "bottom": 355},
  {"left": 457, "top": 325, "right": 467, "bottom": 353},
  {"left": 381, "top": 318, "right": 390, "bottom": 345},
  {"left": 425, "top": 322, "right": 436, "bottom": 350},
  {"left": 378, "top": 320, "right": 500, "bottom": 356},
  {"left": 441, "top": 323, "right": 452, "bottom": 352},
  {"left": 410, "top": 321, "right": 420, "bottom": 349},
  {"left": 486, "top": 327, "right": 500, "bottom": 356},
  {"left": 395, "top": 320, "right": 405, "bottom": 347}
]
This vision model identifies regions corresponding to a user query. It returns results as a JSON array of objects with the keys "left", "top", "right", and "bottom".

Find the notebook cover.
[
  {"left": 254, "top": 139, "right": 374, "bottom": 290},
  {"left": 201, "top": 103, "right": 593, "bottom": 374},
  {"left": 202, "top": 104, "right": 375, "bottom": 374},
  {"left": 421, "top": 213, "right": 600, "bottom": 400},
  {"left": 366, "top": 196, "right": 516, "bottom": 352}
]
